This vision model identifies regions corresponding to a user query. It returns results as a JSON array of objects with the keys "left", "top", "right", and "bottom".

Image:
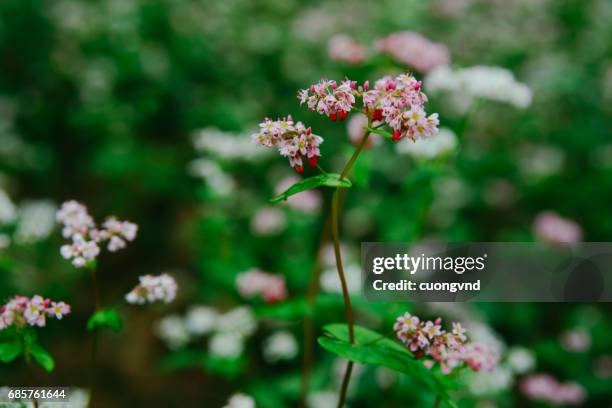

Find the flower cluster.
[
  {"left": 56, "top": 200, "right": 138, "bottom": 267},
  {"left": 0, "top": 295, "right": 70, "bottom": 329},
  {"left": 236, "top": 268, "right": 287, "bottom": 303},
  {"left": 363, "top": 74, "right": 439, "bottom": 141},
  {"left": 125, "top": 273, "right": 178, "bottom": 305},
  {"left": 298, "top": 79, "right": 357, "bottom": 121},
  {"left": 327, "top": 34, "right": 367, "bottom": 65},
  {"left": 376, "top": 31, "right": 450, "bottom": 73},
  {"left": 251, "top": 116, "right": 323, "bottom": 173},
  {"left": 394, "top": 313, "right": 499, "bottom": 374},
  {"left": 520, "top": 374, "right": 586, "bottom": 405}
]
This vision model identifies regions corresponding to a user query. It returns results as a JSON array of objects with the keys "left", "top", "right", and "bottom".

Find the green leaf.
[
  {"left": 0, "top": 339, "right": 22, "bottom": 363},
  {"left": 319, "top": 324, "right": 456, "bottom": 408},
  {"left": 28, "top": 343, "right": 55, "bottom": 372},
  {"left": 87, "top": 308, "right": 123, "bottom": 332},
  {"left": 367, "top": 127, "right": 394, "bottom": 140},
  {"left": 159, "top": 350, "right": 207, "bottom": 371},
  {"left": 270, "top": 174, "right": 351, "bottom": 203}
]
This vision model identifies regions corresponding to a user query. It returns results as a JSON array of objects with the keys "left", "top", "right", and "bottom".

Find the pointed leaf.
[
  {"left": 87, "top": 308, "right": 123, "bottom": 332},
  {"left": 28, "top": 343, "right": 55, "bottom": 372},
  {"left": 0, "top": 339, "right": 22, "bottom": 363},
  {"left": 270, "top": 174, "right": 351, "bottom": 203},
  {"left": 367, "top": 127, "right": 394, "bottom": 140}
]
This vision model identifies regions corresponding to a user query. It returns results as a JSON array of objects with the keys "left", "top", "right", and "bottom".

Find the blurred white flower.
[
  {"left": 250, "top": 207, "right": 286, "bottom": 236},
  {"left": 193, "top": 127, "right": 270, "bottom": 162},
  {"left": 0, "top": 233, "right": 10, "bottom": 250},
  {"left": 426, "top": 65, "right": 532, "bottom": 108},
  {"left": 125, "top": 273, "right": 178, "bottom": 305},
  {"left": 517, "top": 144, "right": 565, "bottom": 181},
  {"left": 396, "top": 127, "right": 457, "bottom": 159},
  {"left": 0, "top": 189, "right": 17, "bottom": 225},
  {"left": 188, "top": 158, "right": 235, "bottom": 196},
  {"left": 216, "top": 306, "right": 257, "bottom": 337},
  {"left": 209, "top": 332, "right": 244, "bottom": 358},
  {"left": 15, "top": 200, "right": 57, "bottom": 244},
  {"left": 155, "top": 315, "right": 190, "bottom": 349},
  {"left": 506, "top": 347, "right": 535, "bottom": 374},
  {"left": 467, "top": 365, "right": 514, "bottom": 396},
  {"left": 375, "top": 367, "right": 397, "bottom": 389},
  {"left": 263, "top": 330, "right": 298, "bottom": 363},
  {"left": 320, "top": 263, "right": 361, "bottom": 294},
  {"left": 307, "top": 391, "right": 338, "bottom": 408},
  {"left": 184, "top": 305, "right": 218, "bottom": 336},
  {"left": 223, "top": 393, "right": 255, "bottom": 408}
]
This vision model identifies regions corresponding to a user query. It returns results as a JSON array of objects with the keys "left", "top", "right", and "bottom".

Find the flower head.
[
  {"left": 236, "top": 268, "right": 287, "bottom": 304},
  {"left": 125, "top": 273, "right": 178, "bottom": 305},
  {"left": 298, "top": 79, "right": 357, "bottom": 121},
  {"left": 1, "top": 295, "right": 70, "bottom": 330}
]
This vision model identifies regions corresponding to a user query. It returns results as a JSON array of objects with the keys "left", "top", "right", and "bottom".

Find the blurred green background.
[{"left": 0, "top": 0, "right": 611, "bottom": 406}]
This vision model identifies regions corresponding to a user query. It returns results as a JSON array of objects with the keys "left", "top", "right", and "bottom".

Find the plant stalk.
[{"left": 88, "top": 266, "right": 101, "bottom": 408}]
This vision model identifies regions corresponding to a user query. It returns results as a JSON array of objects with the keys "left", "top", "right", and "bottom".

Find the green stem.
[
  {"left": 21, "top": 335, "right": 39, "bottom": 408},
  {"left": 332, "top": 130, "right": 370, "bottom": 408},
  {"left": 433, "top": 396, "right": 441, "bottom": 408},
  {"left": 88, "top": 267, "right": 101, "bottom": 408}
]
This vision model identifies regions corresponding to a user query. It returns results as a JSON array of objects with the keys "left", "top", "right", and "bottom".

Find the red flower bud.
[
  {"left": 310, "top": 85, "right": 315, "bottom": 93},
  {"left": 372, "top": 109, "right": 383, "bottom": 121},
  {"left": 413, "top": 82, "right": 421, "bottom": 91},
  {"left": 308, "top": 155, "right": 318, "bottom": 167},
  {"left": 364, "top": 80, "right": 369, "bottom": 91},
  {"left": 392, "top": 130, "right": 402, "bottom": 141},
  {"left": 339, "top": 111, "right": 348, "bottom": 121},
  {"left": 329, "top": 113, "right": 337, "bottom": 121},
  {"left": 295, "top": 164, "right": 304, "bottom": 174}
]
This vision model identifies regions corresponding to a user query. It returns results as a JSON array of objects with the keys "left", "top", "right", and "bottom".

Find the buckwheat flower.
[
  {"left": 328, "top": 34, "right": 367, "bottom": 65},
  {"left": 215, "top": 306, "right": 257, "bottom": 337},
  {"left": 155, "top": 315, "right": 190, "bottom": 349},
  {"left": 223, "top": 393, "right": 255, "bottom": 408},
  {"left": 14, "top": 200, "right": 57, "bottom": 244},
  {"left": 560, "top": 328, "right": 591, "bottom": 352},
  {"left": 263, "top": 331, "right": 298, "bottom": 363},
  {"left": 250, "top": 207, "right": 286, "bottom": 236},
  {"left": 320, "top": 263, "right": 361, "bottom": 294},
  {"left": 298, "top": 79, "right": 357, "bottom": 121},
  {"left": 0, "top": 295, "right": 70, "bottom": 330},
  {"left": 363, "top": 73, "right": 439, "bottom": 141},
  {"left": 396, "top": 127, "right": 457, "bottom": 159},
  {"left": 307, "top": 391, "right": 337, "bottom": 408},
  {"left": 193, "top": 127, "right": 270, "bottom": 162},
  {"left": 467, "top": 365, "right": 514, "bottom": 396},
  {"left": 60, "top": 233, "right": 100, "bottom": 267},
  {"left": 56, "top": 200, "right": 95, "bottom": 238},
  {"left": 102, "top": 217, "right": 138, "bottom": 252},
  {"left": 376, "top": 31, "right": 450, "bottom": 73},
  {"left": 184, "top": 305, "right": 218, "bottom": 336},
  {"left": 521, "top": 374, "right": 586, "bottom": 405},
  {"left": 252, "top": 116, "right": 323, "bottom": 173},
  {"left": 209, "top": 332, "right": 244, "bottom": 358},
  {"left": 505, "top": 347, "right": 535, "bottom": 375},
  {"left": 0, "top": 189, "right": 17, "bottom": 225},
  {"left": 236, "top": 268, "right": 288, "bottom": 302},
  {"left": 533, "top": 211, "right": 582, "bottom": 245},
  {"left": 125, "top": 273, "right": 178, "bottom": 305}
]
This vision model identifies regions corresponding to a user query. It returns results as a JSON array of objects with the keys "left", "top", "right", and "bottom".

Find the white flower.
[
  {"left": 307, "top": 391, "right": 338, "bottom": 408},
  {"left": 506, "top": 347, "right": 535, "bottom": 374},
  {"left": 250, "top": 207, "right": 286, "bottom": 236},
  {"left": 125, "top": 273, "right": 178, "bottom": 304},
  {"left": 184, "top": 305, "right": 218, "bottom": 336},
  {"left": 15, "top": 200, "right": 57, "bottom": 244},
  {"left": 155, "top": 315, "right": 190, "bottom": 349},
  {"left": 188, "top": 158, "right": 235, "bottom": 196},
  {"left": 320, "top": 263, "right": 362, "bottom": 294},
  {"left": 396, "top": 127, "right": 457, "bottom": 159},
  {"left": 263, "top": 331, "right": 298, "bottom": 363},
  {"left": 193, "top": 127, "right": 270, "bottom": 162},
  {"left": 209, "top": 332, "right": 244, "bottom": 358},
  {"left": 215, "top": 306, "right": 257, "bottom": 337},
  {"left": 426, "top": 65, "right": 532, "bottom": 108},
  {"left": 223, "top": 393, "right": 255, "bottom": 408},
  {"left": 0, "top": 189, "right": 17, "bottom": 225},
  {"left": 467, "top": 366, "right": 514, "bottom": 396}
]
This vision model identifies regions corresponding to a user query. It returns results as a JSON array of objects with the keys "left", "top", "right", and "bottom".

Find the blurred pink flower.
[
  {"left": 236, "top": 268, "right": 287, "bottom": 303},
  {"left": 328, "top": 34, "right": 367, "bottom": 65},
  {"left": 275, "top": 176, "right": 322, "bottom": 214},
  {"left": 533, "top": 211, "right": 582, "bottom": 244},
  {"left": 521, "top": 374, "right": 586, "bottom": 405},
  {"left": 346, "top": 113, "right": 381, "bottom": 148},
  {"left": 250, "top": 207, "right": 286, "bottom": 236},
  {"left": 560, "top": 328, "right": 591, "bottom": 352},
  {"left": 376, "top": 31, "right": 450, "bottom": 73}
]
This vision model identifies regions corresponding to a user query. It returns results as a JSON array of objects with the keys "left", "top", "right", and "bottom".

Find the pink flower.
[
  {"left": 328, "top": 34, "right": 367, "bottom": 65},
  {"left": 376, "top": 31, "right": 450, "bottom": 73},
  {"left": 560, "top": 328, "right": 591, "bottom": 352},
  {"left": 298, "top": 79, "right": 357, "bottom": 121},
  {"left": 521, "top": 374, "right": 586, "bottom": 405},
  {"left": 0, "top": 295, "right": 71, "bottom": 330},
  {"left": 236, "top": 268, "right": 287, "bottom": 304},
  {"left": 251, "top": 116, "right": 322, "bottom": 173},
  {"left": 533, "top": 211, "right": 582, "bottom": 244}
]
